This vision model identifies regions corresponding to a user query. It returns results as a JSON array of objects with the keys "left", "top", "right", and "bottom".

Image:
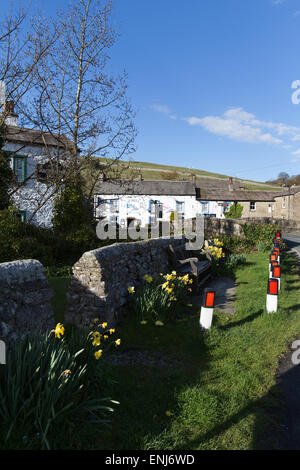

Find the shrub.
[
  {"left": 130, "top": 272, "right": 193, "bottom": 324},
  {"left": 224, "top": 253, "right": 247, "bottom": 270},
  {"left": 0, "top": 322, "right": 120, "bottom": 449},
  {"left": 241, "top": 223, "right": 279, "bottom": 247},
  {"left": 224, "top": 202, "right": 243, "bottom": 219}
]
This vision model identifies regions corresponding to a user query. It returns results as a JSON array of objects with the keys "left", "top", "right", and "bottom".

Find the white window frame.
[
  {"left": 250, "top": 201, "right": 256, "bottom": 211},
  {"left": 282, "top": 197, "right": 286, "bottom": 209}
]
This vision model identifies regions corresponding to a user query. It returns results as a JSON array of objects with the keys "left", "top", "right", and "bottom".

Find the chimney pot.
[{"left": 3, "top": 100, "right": 18, "bottom": 126}]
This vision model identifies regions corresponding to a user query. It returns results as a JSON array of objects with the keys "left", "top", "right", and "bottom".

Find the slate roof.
[
  {"left": 94, "top": 175, "right": 283, "bottom": 202},
  {"left": 94, "top": 179, "right": 196, "bottom": 196},
  {"left": 273, "top": 186, "right": 300, "bottom": 198},
  {"left": 6, "top": 125, "right": 74, "bottom": 149},
  {"left": 197, "top": 188, "right": 281, "bottom": 202}
]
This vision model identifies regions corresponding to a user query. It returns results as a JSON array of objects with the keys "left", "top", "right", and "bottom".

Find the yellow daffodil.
[
  {"left": 101, "top": 322, "right": 108, "bottom": 329},
  {"left": 165, "top": 410, "right": 173, "bottom": 417},
  {"left": 61, "top": 369, "right": 71, "bottom": 377},
  {"left": 92, "top": 331, "right": 100, "bottom": 338},
  {"left": 92, "top": 337, "right": 101, "bottom": 347},
  {"left": 93, "top": 318, "right": 100, "bottom": 323},
  {"left": 171, "top": 271, "right": 176, "bottom": 276},
  {"left": 54, "top": 323, "right": 65, "bottom": 339},
  {"left": 94, "top": 350, "right": 103, "bottom": 360},
  {"left": 128, "top": 286, "right": 135, "bottom": 294},
  {"left": 109, "top": 328, "right": 115, "bottom": 334},
  {"left": 155, "top": 320, "right": 164, "bottom": 326},
  {"left": 146, "top": 276, "right": 152, "bottom": 283},
  {"left": 140, "top": 320, "right": 147, "bottom": 325},
  {"left": 103, "top": 335, "right": 109, "bottom": 340},
  {"left": 115, "top": 339, "right": 121, "bottom": 346}
]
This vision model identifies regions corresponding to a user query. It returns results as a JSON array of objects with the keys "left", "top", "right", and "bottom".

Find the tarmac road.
[
  {"left": 275, "top": 233, "right": 300, "bottom": 449},
  {"left": 283, "top": 233, "right": 300, "bottom": 255}
]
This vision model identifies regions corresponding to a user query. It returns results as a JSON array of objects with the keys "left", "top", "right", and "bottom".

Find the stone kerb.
[
  {"left": 0, "top": 259, "right": 54, "bottom": 343},
  {"left": 65, "top": 236, "right": 186, "bottom": 328}
]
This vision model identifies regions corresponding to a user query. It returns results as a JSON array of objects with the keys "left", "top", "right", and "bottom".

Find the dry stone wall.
[
  {"left": 65, "top": 237, "right": 186, "bottom": 327},
  {"left": 0, "top": 259, "right": 54, "bottom": 343}
]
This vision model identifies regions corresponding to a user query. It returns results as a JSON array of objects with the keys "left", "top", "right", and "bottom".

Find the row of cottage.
[{"left": 2, "top": 101, "right": 300, "bottom": 228}]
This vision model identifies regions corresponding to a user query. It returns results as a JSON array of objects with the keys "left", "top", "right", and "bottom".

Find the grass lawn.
[
  {"left": 48, "top": 277, "right": 71, "bottom": 324},
  {"left": 41, "top": 249, "right": 300, "bottom": 450}
]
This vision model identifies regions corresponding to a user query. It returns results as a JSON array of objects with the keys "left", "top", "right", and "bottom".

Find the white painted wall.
[
  {"left": 4, "top": 142, "right": 58, "bottom": 227},
  {"left": 94, "top": 193, "right": 227, "bottom": 225}
]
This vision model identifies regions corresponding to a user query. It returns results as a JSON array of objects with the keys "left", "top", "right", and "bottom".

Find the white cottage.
[
  {"left": 93, "top": 175, "right": 227, "bottom": 226},
  {"left": 3, "top": 101, "right": 75, "bottom": 227}
]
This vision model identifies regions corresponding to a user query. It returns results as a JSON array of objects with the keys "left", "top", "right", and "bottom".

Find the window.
[
  {"left": 282, "top": 197, "right": 286, "bottom": 209},
  {"left": 110, "top": 199, "right": 119, "bottom": 212},
  {"left": 176, "top": 201, "right": 184, "bottom": 213},
  {"left": 13, "top": 156, "right": 27, "bottom": 183},
  {"left": 149, "top": 200, "right": 163, "bottom": 219},
  {"left": 16, "top": 210, "right": 26, "bottom": 222},
  {"left": 250, "top": 201, "right": 256, "bottom": 211}
]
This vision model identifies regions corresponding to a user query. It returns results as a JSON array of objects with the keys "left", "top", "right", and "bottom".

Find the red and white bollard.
[
  {"left": 269, "top": 252, "right": 278, "bottom": 272},
  {"left": 200, "top": 289, "right": 216, "bottom": 329},
  {"left": 272, "top": 264, "right": 281, "bottom": 291},
  {"left": 269, "top": 260, "right": 279, "bottom": 278},
  {"left": 273, "top": 247, "right": 280, "bottom": 263},
  {"left": 266, "top": 278, "right": 279, "bottom": 313}
]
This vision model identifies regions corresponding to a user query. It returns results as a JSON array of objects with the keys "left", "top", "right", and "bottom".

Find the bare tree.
[
  {"left": 1, "top": 0, "right": 136, "bottom": 224},
  {"left": 23, "top": 0, "right": 137, "bottom": 197}
]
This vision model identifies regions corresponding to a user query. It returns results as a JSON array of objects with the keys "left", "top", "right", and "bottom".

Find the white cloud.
[
  {"left": 151, "top": 104, "right": 172, "bottom": 114},
  {"left": 292, "top": 149, "right": 300, "bottom": 156},
  {"left": 151, "top": 103, "right": 177, "bottom": 120},
  {"left": 184, "top": 107, "right": 285, "bottom": 145}
]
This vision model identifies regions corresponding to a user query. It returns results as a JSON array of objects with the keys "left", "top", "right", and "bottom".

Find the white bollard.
[
  {"left": 200, "top": 307, "right": 214, "bottom": 329},
  {"left": 200, "top": 289, "right": 215, "bottom": 330},
  {"left": 266, "top": 278, "right": 278, "bottom": 313}
]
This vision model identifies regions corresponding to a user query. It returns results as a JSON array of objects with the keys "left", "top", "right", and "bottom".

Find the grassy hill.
[{"left": 90, "top": 157, "right": 280, "bottom": 192}]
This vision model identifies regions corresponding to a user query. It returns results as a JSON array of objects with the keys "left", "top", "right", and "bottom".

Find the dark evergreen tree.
[{"left": 52, "top": 174, "right": 94, "bottom": 234}]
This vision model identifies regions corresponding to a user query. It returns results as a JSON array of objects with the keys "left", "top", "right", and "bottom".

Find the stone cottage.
[
  {"left": 2, "top": 101, "right": 76, "bottom": 227},
  {"left": 93, "top": 173, "right": 229, "bottom": 226}
]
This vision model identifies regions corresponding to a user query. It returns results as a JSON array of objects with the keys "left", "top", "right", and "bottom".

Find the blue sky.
[{"left": 27, "top": 1, "right": 300, "bottom": 181}]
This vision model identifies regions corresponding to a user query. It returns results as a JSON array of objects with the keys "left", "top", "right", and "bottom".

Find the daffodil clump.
[
  {"left": 201, "top": 238, "right": 225, "bottom": 261},
  {"left": 131, "top": 271, "right": 193, "bottom": 325},
  {"left": 88, "top": 319, "right": 121, "bottom": 360},
  {"left": 53, "top": 319, "right": 121, "bottom": 362},
  {"left": 1, "top": 323, "right": 119, "bottom": 450}
]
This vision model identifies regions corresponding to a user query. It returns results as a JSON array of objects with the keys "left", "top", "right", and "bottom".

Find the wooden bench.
[{"left": 168, "top": 244, "right": 212, "bottom": 292}]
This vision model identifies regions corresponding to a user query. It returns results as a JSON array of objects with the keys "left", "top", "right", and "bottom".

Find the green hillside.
[{"left": 91, "top": 157, "right": 280, "bottom": 191}]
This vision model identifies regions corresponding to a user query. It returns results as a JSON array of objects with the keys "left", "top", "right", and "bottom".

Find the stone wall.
[
  {"left": 0, "top": 259, "right": 54, "bottom": 343},
  {"left": 204, "top": 218, "right": 245, "bottom": 238},
  {"left": 205, "top": 216, "right": 300, "bottom": 236},
  {"left": 65, "top": 237, "right": 186, "bottom": 327}
]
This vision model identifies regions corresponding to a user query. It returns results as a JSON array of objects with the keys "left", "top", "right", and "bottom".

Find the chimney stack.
[
  {"left": 137, "top": 169, "right": 143, "bottom": 181},
  {"left": 99, "top": 169, "right": 105, "bottom": 182},
  {"left": 190, "top": 174, "right": 196, "bottom": 184},
  {"left": 3, "top": 100, "right": 18, "bottom": 126},
  {"left": 229, "top": 177, "right": 234, "bottom": 191}
]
